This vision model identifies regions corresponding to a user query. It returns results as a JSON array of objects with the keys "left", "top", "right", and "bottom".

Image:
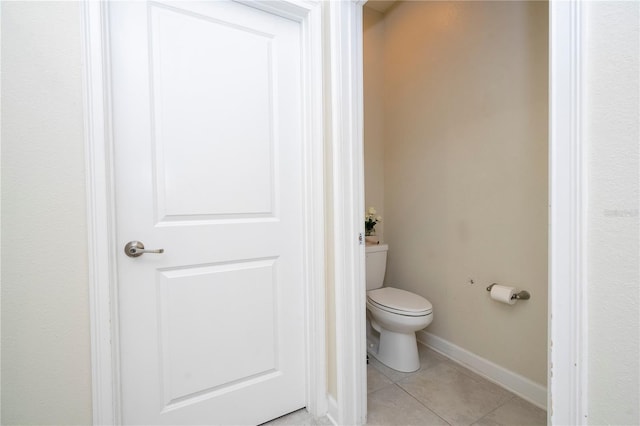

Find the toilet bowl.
[{"left": 366, "top": 244, "right": 433, "bottom": 372}]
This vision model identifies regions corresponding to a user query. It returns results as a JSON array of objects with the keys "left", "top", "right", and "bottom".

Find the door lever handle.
[{"left": 124, "top": 241, "right": 164, "bottom": 258}]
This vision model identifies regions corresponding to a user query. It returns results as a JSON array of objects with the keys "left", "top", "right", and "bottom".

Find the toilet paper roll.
[{"left": 490, "top": 284, "right": 517, "bottom": 305}]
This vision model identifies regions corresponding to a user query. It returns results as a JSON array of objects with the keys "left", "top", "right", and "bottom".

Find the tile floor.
[{"left": 265, "top": 343, "right": 547, "bottom": 426}]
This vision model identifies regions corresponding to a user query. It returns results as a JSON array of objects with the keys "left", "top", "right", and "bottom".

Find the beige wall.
[
  {"left": 364, "top": 1, "right": 549, "bottom": 385},
  {"left": 584, "top": 1, "right": 639, "bottom": 424},
  {"left": 1, "top": 2, "right": 93, "bottom": 424},
  {"left": 363, "top": 7, "right": 385, "bottom": 242}
]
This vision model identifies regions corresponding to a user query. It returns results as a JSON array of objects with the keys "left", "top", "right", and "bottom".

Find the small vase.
[{"left": 365, "top": 235, "right": 379, "bottom": 245}]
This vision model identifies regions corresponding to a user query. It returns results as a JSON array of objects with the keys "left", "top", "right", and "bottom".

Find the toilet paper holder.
[{"left": 486, "top": 283, "right": 530, "bottom": 300}]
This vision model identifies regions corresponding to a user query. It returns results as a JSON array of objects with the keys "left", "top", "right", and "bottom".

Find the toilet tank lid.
[
  {"left": 365, "top": 243, "right": 388, "bottom": 253},
  {"left": 367, "top": 287, "right": 432, "bottom": 313}
]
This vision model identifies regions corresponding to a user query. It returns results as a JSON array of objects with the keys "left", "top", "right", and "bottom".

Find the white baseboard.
[
  {"left": 416, "top": 331, "right": 547, "bottom": 410},
  {"left": 326, "top": 395, "right": 338, "bottom": 425}
]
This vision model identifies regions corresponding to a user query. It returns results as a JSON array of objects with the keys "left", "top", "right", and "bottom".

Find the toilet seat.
[{"left": 367, "top": 287, "right": 432, "bottom": 317}]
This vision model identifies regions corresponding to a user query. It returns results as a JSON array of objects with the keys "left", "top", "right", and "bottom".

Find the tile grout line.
[
  {"left": 470, "top": 393, "right": 517, "bottom": 426},
  {"left": 394, "top": 381, "right": 453, "bottom": 426},
  {"left": 369, "top": 347, "right": 465, "bottom": 425}
]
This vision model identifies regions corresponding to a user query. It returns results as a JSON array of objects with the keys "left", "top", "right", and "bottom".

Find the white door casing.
[
  {"left": 548, "top": 1, "right": 588, "bottom": 424},
  {"left": 323, "top": 1, "right": 367, "bottom": 425},
  {"left": 82, "top": 1, "right": 325, "bottom": 424}
]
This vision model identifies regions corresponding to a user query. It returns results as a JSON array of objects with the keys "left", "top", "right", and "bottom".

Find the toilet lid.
[{"left": 367, "top": 287, "right": 432, "bottom": 315}]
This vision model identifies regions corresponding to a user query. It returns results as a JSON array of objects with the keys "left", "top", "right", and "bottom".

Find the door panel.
[
  {"left": 110, "top": 1, "right": 305, "bottom": 424},
  {"left": 157, "top": 258, "right": 279, "bottom": 408},
  {"left": 150, "top": 4, "right": 277, "bottom": 218}
]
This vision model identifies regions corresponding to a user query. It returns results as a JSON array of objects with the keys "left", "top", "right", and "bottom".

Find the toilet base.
[{"left": 367, "top": 327, "right": 420, "bottom": 373}]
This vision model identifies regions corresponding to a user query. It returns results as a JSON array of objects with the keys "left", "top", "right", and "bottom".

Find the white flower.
[
  {"left": 368, "top": 207, "right": 377, "bottom": 215},
  {"left": 376, "top": 216, "right": 382, "bottom": 222}
]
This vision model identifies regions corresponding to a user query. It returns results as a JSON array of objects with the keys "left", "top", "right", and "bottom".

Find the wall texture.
[
  {"left": 584, "top": 1, "right": 640, "bottom": 424},
  {"left": 1, "top": 2, "right": 93, "bottom": 424},
  {"left": 366, "top": 1, "right": 549, "bottom": 386}
]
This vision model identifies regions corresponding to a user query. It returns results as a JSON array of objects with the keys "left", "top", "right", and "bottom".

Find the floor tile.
[
  {"left": 444, "top": 361, "right": 497, "bottom": 385},
  {"left": 261, "top": 408, "right": 317, "bottom": 426},
  {"left": 367, "top": 384, "right": 449, "bottom": 426},
  {"left": 472, "top": 397, "right": 547, "bottom": 426},
  {"left": 397, "top": 362, "right": 513, "bottom": 426},
  {"left": 368, "top": 364, "right": 394, "bottom": 394}
]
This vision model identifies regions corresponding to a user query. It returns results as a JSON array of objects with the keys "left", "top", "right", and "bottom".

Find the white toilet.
[{"left": 366, "top": 243, "right": 433, "bottom": 372}]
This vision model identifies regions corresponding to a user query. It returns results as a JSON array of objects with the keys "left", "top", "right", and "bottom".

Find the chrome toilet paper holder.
[{"left": 486, "top": 283, "right": 531, "bottom": 300}]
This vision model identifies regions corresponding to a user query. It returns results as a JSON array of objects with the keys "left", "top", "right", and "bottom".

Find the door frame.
[
  {"left": 548, "top": 1, "right": 588, "bottom": 424},
  {"left": 330, "top": 0, "right": 588, "bottom": 424},
  {"left": 81, "top": 1, "right": 327, "bottom": 424},
  {"left": 322, "top": 1, "right": 368, "bottom": 424}
]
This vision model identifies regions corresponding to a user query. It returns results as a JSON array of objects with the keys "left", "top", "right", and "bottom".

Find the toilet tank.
[{"left": 365, "top": 243, "right": 388, "bottom": 290}]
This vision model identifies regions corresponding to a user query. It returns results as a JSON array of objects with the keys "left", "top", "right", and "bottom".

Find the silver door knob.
[{"left": 124, "top": 241, "right": 164, "bottom": 258}]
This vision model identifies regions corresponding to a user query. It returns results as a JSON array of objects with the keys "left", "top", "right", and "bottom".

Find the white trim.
[
  {"left": 549, "top": 1, "right": 588, "bottom": 424},
  {"left": 297, "top": 0, "right": 329, "bottom": 419},
  {"left": 417, "top": 331, "right": 547, "bottom": 410},
  {"left": 81, "top": 2, "right": 120, "bottom": 424},
  {"left": 325, "top": 0, "right": 367, "bottom": 424},
  {"left": 82, "top": 1, "right": 327, "bottom": 423}
]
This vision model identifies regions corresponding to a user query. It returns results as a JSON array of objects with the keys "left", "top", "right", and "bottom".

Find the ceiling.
[{"left": 365, "top": 0, "right": 398, "bottom": 14}]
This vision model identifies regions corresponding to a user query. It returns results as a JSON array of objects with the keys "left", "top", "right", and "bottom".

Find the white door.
[{"left": 109, "top": 1, "right": 306, "bottom": 424}]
